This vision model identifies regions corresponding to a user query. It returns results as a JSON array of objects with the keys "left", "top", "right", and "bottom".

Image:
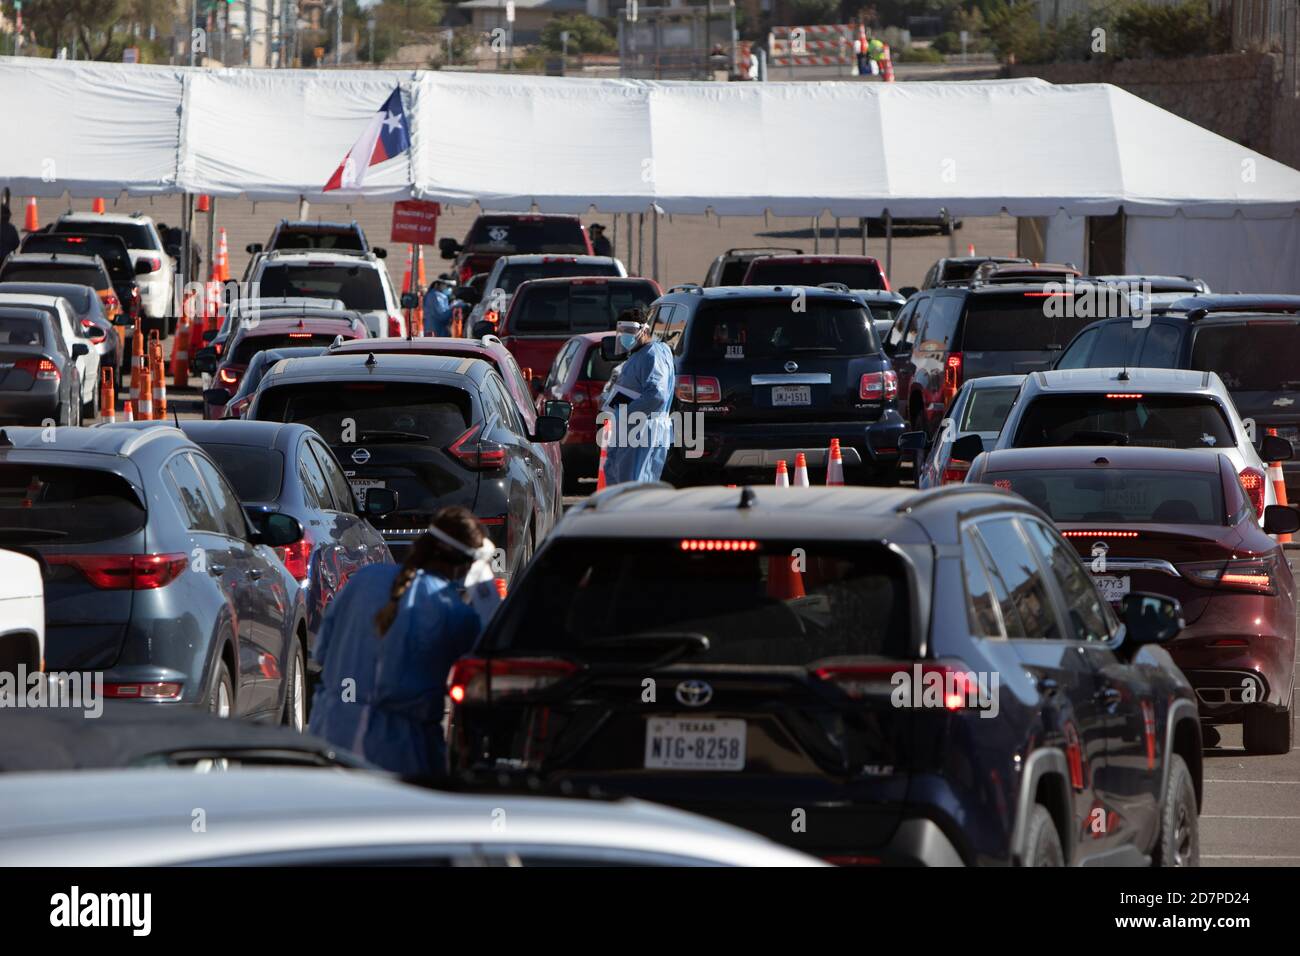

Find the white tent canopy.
[{"left": 3, "top": 56, "right": 1299, "bottom": 221}]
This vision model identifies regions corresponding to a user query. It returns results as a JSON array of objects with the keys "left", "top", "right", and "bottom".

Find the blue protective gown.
[
  {"left": 422, "top": 286, "right": 454, "bottom": 337},
  {"left": 603, "top": 339, "right": 676, "bottom": 485},
  {"left": 307, "top": 563, "right": 481, "bottom": 776}
]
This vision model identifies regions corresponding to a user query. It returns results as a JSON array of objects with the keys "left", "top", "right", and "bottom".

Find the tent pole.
[
  {"left": 861, "top": 217, "right": 867, "bottom": 255},
  {"left": 834, "top": 217, "right": 841, "bottom": 254},
  {"left": 612, "top": 214, "right": 618, "bottom": 264},
  {"left": 637, "top": 213, "right": 644, "bottom": 277},
  {"left": 945, "top": 208, "right": 958, "bottom": 257},
  {"left": 205, "top": 195, "right": 217, "bottom": 288},
  {"left": 652, "top": 207, "right": 659, "bottom": 286},
  {"left": 812, "top": 216, "right": 819, "bottom": 254},
  {"left": 885, "top": 211, "right": 893, "bottom": 283}
]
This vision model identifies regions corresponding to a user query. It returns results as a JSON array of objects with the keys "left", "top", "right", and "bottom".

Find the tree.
[{"left": 540, "top": 14, "right": 615, "bottom": 54}]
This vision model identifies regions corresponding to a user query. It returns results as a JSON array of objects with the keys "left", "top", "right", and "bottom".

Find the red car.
[
  {"left": 497, "top": 276, "right": 661, "bottom": 391},
  {"left": 200, "top": 316, "right": 368, "bottom": 419},
  {"left": 535, "top": 331, "right": 620, "bottom": 492},
  {"left": 968, "top": 445, "right": 1299, "bottom": 754},
  {"left": 741, "top": 254, "right": 890, "bottom": 291},
  {"left": 438, "top": 213, "right": 592, "bottom": 286}
]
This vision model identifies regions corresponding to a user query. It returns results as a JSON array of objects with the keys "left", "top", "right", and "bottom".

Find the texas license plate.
[
  {"left": 771, "top": 385, "right": 811, "bottom": 407},
  {"left": 1093, "top": 575, "right": 1131, "bottom": 604},
  {"left": 644, "top": 717, "right": 746, "bottom": 771},
  {"left": 348, "top": 478, "right": 385, "bottom": 506}
]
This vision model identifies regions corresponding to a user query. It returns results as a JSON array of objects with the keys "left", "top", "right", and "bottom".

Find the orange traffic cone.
[
  {"left": 188, "top": 302, "right": 207, "bottom": 375},
  {"left": 793, "top": 452, "right": 810, "bottom": 487},
  {"left": 92, "top": 197, "right": 106, "bottom": 214},
  {"left": 1267, "top": 428, "right": 1292, "bottom": 543},
  {"left": 24, "top": 196, "right": 38, "bottom": 232},
  {"left": 967, "top": 244, "right": 976, "bottom": 256},
  {"left": 100, "top": 368, "right": 116, "bottom": 424},
  {"left": 596, "top": 417, "right": 612, "bottom": 491},
  {"left": 216, "top": 229, "right": 230, "bottom": 282},
  {"left": 171, "top": 310, "right": 190, "bottom": 388},
  {"left": 122, "top": 399, "right": 135, "bottom": 422},
  {"left": 129, "top": 317, "right": 145, "bottom": 406},
  {"left": 137, "top": 361, "right": 153, "bottom": 420},
  {"left": 881, "top": 44, "right": 895, "bottom": 82},
  {"left": 774, "top": 458, "right": 789, "bottom": 487},
  {"left": 149, "top": 334, "right": 167, "bottom": 421},
  {"left": 196, "top": 194, "right": 211, "bottom": 214},
  {"left": 826, "top": 439, "right": 845, "bottom": 486}
]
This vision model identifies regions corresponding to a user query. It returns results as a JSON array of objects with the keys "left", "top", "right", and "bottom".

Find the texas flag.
[{"left": 323, "top": 88, "right": 411, "bottom": 192}]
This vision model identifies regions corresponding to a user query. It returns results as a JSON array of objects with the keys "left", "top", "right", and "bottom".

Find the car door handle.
[
  {"left": 208, "top": 564, "right": 226, "bottom": 576},
  {"left": 247, "top": 568, "right": 263, "bottom": 581}
]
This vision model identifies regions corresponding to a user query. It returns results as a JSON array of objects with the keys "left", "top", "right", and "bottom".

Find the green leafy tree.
[{"left": 540, "top": 13, "right": 615, "bottom": 54}]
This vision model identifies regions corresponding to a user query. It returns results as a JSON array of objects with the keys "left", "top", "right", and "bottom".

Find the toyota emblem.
[
  {"left": 784, "top": 361, "right": 799, "bottom": 373},
  {"left": 351, "top": 448, "right": 371, "bottom": 465},
  {"left": 675, "top": 679, "right": 713, "bottom": 708}
]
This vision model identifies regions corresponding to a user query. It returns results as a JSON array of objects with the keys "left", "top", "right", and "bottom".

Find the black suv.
[
  {"left": 447, "top": 483, "right": 1203, "bottom": 866},
  {"left": 248, "top": 220, "right": 383, "bottom": 259},
  {"left": 919, "top": 255, "right": 1030, "bottom": 290},
  {"left": 1054, "top": 295, "right": 1300, "bottom": 496},
  {"left": 702, "top": 247, "right": 802, "bottom": 287},
  {"left": 638, "top": 285, "right": 906, "bottom": 485}
]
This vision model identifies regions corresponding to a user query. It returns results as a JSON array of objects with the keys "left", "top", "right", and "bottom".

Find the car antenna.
[
  {"left": 0, "top": 429, "right": 11, "bottom": 447},
  {"left": 172, "top": 406, "right": 180, "bottom": 427},
  {"left": 1117, "top": 367, "right": 1130, "bottom": 381},
  {"left": 365, "top": 352, "right": 377, "bottom": 368},
  {"left": 737, "top": 486, "right": 757, "bottom": 509}
]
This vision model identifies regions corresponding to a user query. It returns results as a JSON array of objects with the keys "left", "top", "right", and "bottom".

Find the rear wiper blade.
[
  {"left": 587, "top": 631, "right": 711, "bottom": 668},
  {"left": 355, "top": 430, "right": 429, "bottom": 443}
]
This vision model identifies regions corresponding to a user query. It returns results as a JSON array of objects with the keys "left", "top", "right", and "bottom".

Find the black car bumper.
[{"left": 0, "top": 387, "right": 61, "bottom": 425}]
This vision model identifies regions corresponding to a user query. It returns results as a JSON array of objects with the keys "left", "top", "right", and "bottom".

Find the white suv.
[
  {"left": 247, "top": 251, "right": 403, "bottom": 338},
  {"left": 0, "top": 549, "right": 43, "bottom": 682},
  {"left": 50, "top": 212, "right": 174, "bottom": 327}
]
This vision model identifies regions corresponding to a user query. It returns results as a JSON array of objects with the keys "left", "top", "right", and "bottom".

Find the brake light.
[
  {"left": 941, "top": 460, "right": 970, "bottom": 484},
  {"left": 1180, "top": 556, "right": 1277, "bottom": 594},
  {"left": 213, "top": 342, "right": 224, "bottom": 356},
  {"left": 102, "top": 293, "right": 120, "bottom": 313},
  {"left": 80, "top": 319, "right": 105, "bottom": 342},
  {"left": 675, "top": 375, "right": 722, "bottom": 403},
  {"left": 64, "top": 236, "right": 86, "bottom": 243},
  {"left": 140, "top": 256, "right": 161, "bottom": 272},
  {"left": 387, "top": 315, "right": 403, "bottom": 337},
  {"left": 459, "top": 265, "right": 473, "bottom": 284},
  {"left": 680, "top": 539, "right": 759, "bottom": 551},
  {"left": 814, "top": 661, "right": 984, "bottom": 710},
  {"left": 1105, "top": 393, "right": 1144, "bottom": 399},
  {"left": 104, "top": 681, "right": 183, "bottom": 700},
  {"left": 1061, "top": 530, "right": 1138, "bottom": 538},
  {"left": 217, "top": 366, "right": 241, "bottom": 386},
  {"left": 15, "top": 358, "right": 59, "bottom": 382},
  {"left": 1239, "top": 467, "right": 1266, "bottom": 516},
  {"left": 942, "top": 353, "right": 962, "bottom": 403},
  {"left": 274, "top": 533, "right": 313, "bottom": 583},
  {"left": 859, "top": 369, "right": 897, "bottom": 401},
  {"left": 447, "top": 657, "right": 580, "bottom": 705},
  {"left": 45, "top": 552, "right": 189, "bottom": 590},
  {"left": 448, "top": 422, "right": 507, "bottom": 470}
]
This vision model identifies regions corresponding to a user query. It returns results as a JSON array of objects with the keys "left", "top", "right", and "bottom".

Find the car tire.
[
  {"left": 208, "top": 659, "right": 234, "bottom": 718},
  {"left": 1151, "top": 753, "right": 1199, "bottom": 866},
  {"left": 281, "top": 636, "right": 307, "bottom": 732},
  {"left": 1023, "top": 805, "right": 1064, "bottom": 867},
  {"left": 1243, "top": 691, "right": 1294, "bottom": 756}
]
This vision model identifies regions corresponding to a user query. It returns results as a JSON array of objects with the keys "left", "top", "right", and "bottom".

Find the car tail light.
[
  {"left": 45, "top": 552, "right": 189, "bottom": 590},
  {"left": 448, "top": 422, "right": 507, "bottom": 470},
  {"left": 1180, "top": 556, "right": 1277, "bottom": 594},
  {"left": 128, "top": 287, "right": 141, "bottom": 316},
  {"left": 213, "top": 341, "right": 224, "bottom": 356},
  {"left": 102, "top": 293, "right": 121, "bottom": 313},
  {"left": 675, "top": 375, "right": 722, "bottom": 403},
  {"left": 139, "top": 256, "right": 161, "bottom": 272},
  {"left": 15, "top": 358, "right": 59, "bottom": 382},
  {"left": 1105, "top": 393, "right": 1144, "bottom": 400},
  {"left": 680, "top": 538, "right": 759, "bottom": 551},
  {"left": 226, "top": 396, "right": 252, "bottom": 419},
  {"left": 217, "top": 366, "right": 241, "bottom": 386},
  {"left": 275, "top": 533, "right": 313, "bottom": 583},
  {"left": 942, "top": 353, "right": 962, "bottom": 403},
  {"left": 1060, "top": 530, "right": 1138, "bottom": 538},
  {"left": 387, "top": 314, "right": 403, "bottom": 337},
  {"left": 1239, "top": 467, "right": 1266, "bottom": 516},
  {"left": 458, "top": 265, "right": 473, "bottom": 284},
  {"left": 447, "top": 657, "right": 580, "bottom": 705},
  {"left": 814, "top": 661, "right": 984, "bottom": 710},
  {"left": 104, "top": 681, "right": 183, "bottom": 700},
  {"left": 79, "top": 319, "right": 105, "bottom": 342},
  {"left": 859, "top": 369, "right": 897, "bottom": 401},
  {"left": 941, "top": 460, "right": 969, "bottom": 484}
]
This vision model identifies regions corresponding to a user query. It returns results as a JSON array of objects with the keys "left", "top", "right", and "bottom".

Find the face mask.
[{"left": 618, "top": 332, "right": 638, "bottom": 351}]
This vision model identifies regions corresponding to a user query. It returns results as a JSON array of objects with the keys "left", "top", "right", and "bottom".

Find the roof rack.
[
  {"left": 567, "top": 481, "right": 672, "bottom": 515},
  {"left": 723, "top": 247, "right": 804, "bottom": 256},
  {"left": 817, "top": 281, "right": 850, "bottom": 292},
  {"left": 667, "top": 283, "right": 703, "bottom": 295},
  {"left": 893, "top": 483, "right": 1013, "bottom": 514},
  {"left": 1171, "top": 295, "right": 1300, "bottom": 320}
]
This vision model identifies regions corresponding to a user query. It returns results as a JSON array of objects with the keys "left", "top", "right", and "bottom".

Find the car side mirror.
[
  {"left": 71, "top": 342, "right": 89, "bottom": 358},
  {"left": 134, "top": 260, "right": 154, "bottom": 275},
  {"left": 253, "top": 512, "right": 303, "bottom": 548},
  {"left": 898, "top": 286, "right": 918, "bottom": 298},
  {"left": 372, "top": 247, "right": 387, "bottom": 259},
  {"left": 363, "top": 486, "right": 398, "bottom": 518},
  {"left": 531, "top": 415, "right": 568, "bottom": 443},
  {"left": 1264, "top": 504, "right": 1300, "bottom": 536},
  {"left": 202, "top": 387, "right": 230, "bottom": 406},
  {"left": 600, "top": 336, "right": 624, "bottom": 362},
  {"left": 543, "top": 399, "right": 572, "bottom": 422},
  {"left": 456, "top": 286, "right": 482, "bottom": 306},
  {"left": 400, "top": 292, "right": 419, "bottom": 309},
  {"left": 439, "top": 238, "right": 461, "bottom": 259},
  {"left": 471, "top": 320, "right": 495, "bottom": 338},
  {"left": 1258, "top": 433, "right": 1293, "bottom": 463},
  {"left": 898, "top": 431, "right": 927, "bottom": 452},
  {"left": 950, "top": 434, "right": 984, "bottom": 462},
  {"left": 1118, "top": 592, "right": 1183, "bottom": 647},
  {"left": 193, "top": 351, "right": 218, "bottom": 375},
  {"left": 246, "top": 242, "right": 263, "bottom": 255}
]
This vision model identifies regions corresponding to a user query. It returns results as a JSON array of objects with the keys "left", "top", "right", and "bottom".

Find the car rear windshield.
[
  {"left": 745, "top": 259, "right": 886, "bottom": 291},
  {"left": 1189, "top": 323, "right": 1300, "bottom": 391},
  {"left": 486, "top": 539, "right": 912, "bottom": 664},
  {"left": 257, "top": 264, "right": 387, "bottom": 311},
  {"left": 960, "top": 386, "right": 1019, "bottom": 432},
  {"left": 466, "top": 218, "right": 588, "bottom": 254},
  {"left": 256, "top": 382, "right": 472, "bottom": 446},
  {"left": 0, "top": 317, "right": 46, "bottom": 346},
  {"left": 51, "top": 220, "right": 156, "bottom": 250},
  {"left": 21, "top": 236, "right": 132, "bottom": 280},
  {"left": 510, "top": 281, "right": 658, "bottom": 334},
  {"left": 198, "top": 443, "right": 285, "bottom": 503},
  {"left": 1013, "top": 394, "right": 1235, "bottom": 450},
  {"left": 959, "top": 294, "right": 1104, "bottom": 351},
  {"left": 232, "top": 333, "right": 346, "bottom": 365},
  {"left": 0, "top": 264, "right": 108, "bottom": 290},
  {"left": 688, "top": 299, "right": 877, "bottom": 359},
  {"left": 986, "top": 469, "right": 1224, "bottom": 525},
  {"left": 0, "top": 465, "right": 144, "bottom": 545},
  {"left": 496, "top": 262, "right": 621, "bottom": 297},
  {"left": 271, "top": 229, "right": 364, "bottom": 252}
]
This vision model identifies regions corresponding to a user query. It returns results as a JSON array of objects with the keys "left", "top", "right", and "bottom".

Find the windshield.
[
  {"left": 0, "top": 465, "right": 144, "bottom": 545},
  {"left": 1013, "top": 394, "right": 1235, "bottom": 450},
  {"left": 745, "top": 260, "right": 886, "bottom": 291},
  {"left": 51, "top": 220, "right": 156, "bottom": 250},
  {"left": 255, "top": 382, "right": 471, "bottom": 445},
  {"left": 1190, "top": 324, "right": 1300, "bottom": 391},
  {"left": 496, "top": 262, "right": 620, "bottom": 296},
  {"left": 987, "top": 468, "right": 1225, "bottom": 525},
  {"left": 510, "top": 281, "right": 657, "bottom": 334},
  {"left": 257, "top": 264, "right": 387, "bottom": 311},
  {"left": 486, "top": 539, "right": 911, "bottom": 664},
  {"left": 0, "top": 264, "right": 108, "bottom": 290},
  {"left": 466, "top": 218, "right": 588, "bottom": 254},
  {"left": 961, "top": 386, "right": 1019, "bottom": 432},
  {"left": 689, "top": 299, "right": 878, "bottom": 359},
  {"left": 960, "top": 294, "right": 1107, "bottom": 351}
]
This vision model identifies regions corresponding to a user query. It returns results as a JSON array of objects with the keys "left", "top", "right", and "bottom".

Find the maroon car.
[
  {"left": 535, "top": 330, "right": 620, "bottom": 492},
  {"left": 438, "top": 213, "right": 592, "bottom": 286},
  {"left": 968, "top": 445, "right": 1298, "bottom": 754},
  {"left": 741, "top": 254, "right": 890, "bottom": 291},
  {"left": 202, "top": 315, "right": 368, "bottom": 418}
]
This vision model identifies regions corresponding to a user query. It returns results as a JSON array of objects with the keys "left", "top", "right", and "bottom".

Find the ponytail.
[{"left": 372, "top": 506, "right": 487, "bottom": 635}]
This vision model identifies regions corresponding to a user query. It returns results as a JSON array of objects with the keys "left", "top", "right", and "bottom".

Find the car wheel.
[
  {"left": 1023, "top": 805, "right": 1064, "bottom": 866},
  {"left": 208, "top": 659, "right": 234, "bottom": 718},
  {"left": 281, "top": 637, "right": 307, "bottom": 732},
  {"left": 1243, "top": 691, "right": 1294, "bottom": 755},
  {"left": 1151, "top": 754, "right": 1199, "bottom": 866}
]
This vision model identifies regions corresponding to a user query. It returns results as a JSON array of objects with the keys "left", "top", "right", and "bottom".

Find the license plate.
[
  {"left": 645, "top": 717, "right": 746, "bottom": 770},
  {"left": 1093, "top": 575, "right": 1131, "bottom": 604},
  {"left": 348, "top": 478, "right": 385, "bottom": 506},
  {"left": 771, "top": 385, "right": 811, "bottom": 407}
]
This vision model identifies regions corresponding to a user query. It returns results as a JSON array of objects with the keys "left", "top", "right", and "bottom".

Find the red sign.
[{"left": 391, "top": 200, "right": 440, "bottom": 244}]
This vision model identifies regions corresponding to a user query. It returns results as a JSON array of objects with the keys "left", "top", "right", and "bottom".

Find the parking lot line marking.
[
  {"left": 1205, "top": 779, "right": 1300, "bottom": 784},
  {"left": 1202, "top": 814, "right": 1300, "bottom": 820},
  {"left": 1203, "top": 855, "right": 1300, "bottom": 860}
]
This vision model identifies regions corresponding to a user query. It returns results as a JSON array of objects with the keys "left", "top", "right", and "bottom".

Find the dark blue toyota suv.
[{"left": 448, "top": 483, "right": 1203, "bottom": 866}]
